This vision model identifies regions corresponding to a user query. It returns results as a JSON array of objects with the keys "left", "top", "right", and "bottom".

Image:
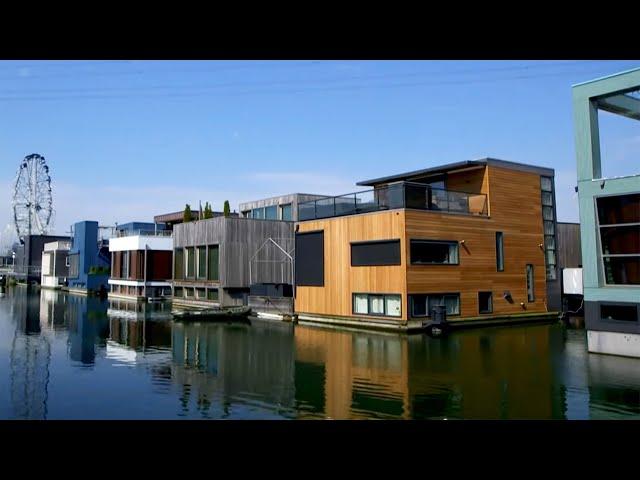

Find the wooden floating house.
[
  {"left": 293, "top": 158, "right": 562, "bottom": 331},
  {"left": 40, "top": 240, "right": 71, "bottom": 289}
]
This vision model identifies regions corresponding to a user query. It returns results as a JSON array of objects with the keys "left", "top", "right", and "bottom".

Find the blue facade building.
[{"left": 67, "top": 221, "right": 112, "bottom": 295}]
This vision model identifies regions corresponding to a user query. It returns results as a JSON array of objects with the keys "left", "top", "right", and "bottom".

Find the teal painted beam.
[
  {"left": 572, "top": 67, "right": 640, "bottom": 100},
  {"left": 597, "top": 93, "right": 640, "bottom": 121}
]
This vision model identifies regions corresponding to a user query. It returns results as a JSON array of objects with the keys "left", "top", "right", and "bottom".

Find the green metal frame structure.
[{"left": 573, "top": 68, "right": 640, "bottom": 355}]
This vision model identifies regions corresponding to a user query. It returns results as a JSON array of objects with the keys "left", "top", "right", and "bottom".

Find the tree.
[
  {"left": 223, "top": 200, "right": 230, "bottom": 217},
  {"left": 203, "top": 202, "right": 214, "bottom": 219},
  {"left": 183, "top": 204, "right": 192, "bottom": 223}
]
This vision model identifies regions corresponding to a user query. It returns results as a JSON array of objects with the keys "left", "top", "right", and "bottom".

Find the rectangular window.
[
  {"left": 207, "top": 288, "right": 219, "bottom": 301},
  {"left": 478, "top": 291, "right": 493, "bottom": 314},
  {"left": 265, "top": 205, "right": 277, "bottom": 220},
  {"left": 68, "top": 253, "right": 79, "bottom": 278},
  {"left": 351, "top": 240, "right": 401, "bottom": 266},
  {"left": 352, "top": 293, "right": 401, "bottom": 317},
  {"left": 280, "top": 203, "right": 292, "bottom": 221},
  {"left": 541, "top": 176, "right": 557, "bottom": 281},
  {"left": 295, "top": 231, "right": 324, "bottom": 286},
  {"left": 173, "top": 287, "right": 183, "bottom": 298},
  {"left": 185, "top": 247, "right": 195, "bottom": 278},
  {"left": 196, "top": 288, "right": 206, "bottom": 299},
  {"left": 496, "top": 232, "right": 504, "bottom": 272},
  {"left": 253, "top": 208, "right": 264, "bottom": 219},
  {"left": 174, "top": 248, "right": 184, "bottom": 280},
  {"left": 601, "top": 304, "right": 638, "bottom": 322},
  {"left": 410, "top": 294, "right": 460, "bottom": 317},
  {"left": 122, "top": 251, "right": 130, "bottom": 279},
  {"left": 185, "top": 288, "right": 195, "bottom": 298},
  {"left": 207, "top": 245, "right": 219, "bottom": 281},
  {"left": 410, "top": 240, "right": 459, "bottom": 265},
  {"left": 197, "top": 246, "right": 206, "bottom": 279},
  {"left": 596, "top": 195, "right": 640, "bottom": 286},
  {"left": 526, "top": 264, "right": 535, "bottom": 302}
]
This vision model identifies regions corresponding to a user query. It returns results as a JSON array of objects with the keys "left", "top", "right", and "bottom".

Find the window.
[
  {"left": 295, "top": 231, "right": 324, "bottom": 286},
  {"left": 174, "top": 248, "right": 184, "bottom": 280},
  {"left": 410, "top": 240, "right": 459, "bottom": 265},
  {"left": 207, "top": 245, "right": 219, "bottom": 281},
  {"left": 280, "top": 203, "right": 292, "bottom": 221},
  {"left": 526, "top": 264, "right": 535, "bottom": 302},
  {"left": 496, "top": 232, "right": 504, "bottom": 272},
  {"left": 196, "top": 288, "right": 206, "bottom": 299},
  {"left": 410, "top": 294, "right": 460, "bottom": 317},
  {"left": 352, "top": 293, "right": 401, "bottom": 317},
  {"left": 242, "top": 210, "right": 251, "bottom": 218},
  {"left": 541, "top": 176, "right": 557, "bottom": 280},
  {"left": 252, "top": 208, "right": 264, "bottom": 219},
  {"left": 197, "top": 246, "right": 206, "bottom": 279},
  {"left": 68, "top": 253, "right": 79, "bottom": 278},
  {"left": 265, "top": 205, "right": 277, "bottom": 220},
  {"left": 122, "top": 251, "right": 130, "bottom": 279},
  {"left": 479, "top": 291, "right": 493, "bottom": 314},
  {"left": 351, "top": 240, "right": 401, "bottom": 266},
  {"left": 207, "top": 288, "right": 219, "bottom": 301},
  {"left": 173, "top": 287, "right": 183, "bottom": 298},
  {"left": 185, "top": 247, "right": 195, "bottom": 278},
  {"left": 597, "top": 194, "right": 640, "bottom": 286},
  {"left": 185, "top": 288, "right": 195, "bottom": 298},
  {"left": 601, "top": 304, "right": 638, "bottom": 322}
]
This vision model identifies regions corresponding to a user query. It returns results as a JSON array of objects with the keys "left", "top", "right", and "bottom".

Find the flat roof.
[
  {"left": 356, "top": 157, "right": 554, "bottom": 186},
  {"left": 572, "top": 67, "right": 640, "bottom": 88}
]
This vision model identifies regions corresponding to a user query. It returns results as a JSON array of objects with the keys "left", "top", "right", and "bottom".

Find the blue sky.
[{"left": 1, "top": 60, "right": 639, "bottom": 241}]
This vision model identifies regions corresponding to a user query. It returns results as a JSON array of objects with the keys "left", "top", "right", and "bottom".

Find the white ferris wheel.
[{"left": 12, "top": 153, "right": 54, "bottom": 239}]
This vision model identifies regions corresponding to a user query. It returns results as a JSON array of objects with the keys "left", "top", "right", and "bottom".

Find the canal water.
[{"left": 1, "top": 287, "right": 639, "bottom": 420}]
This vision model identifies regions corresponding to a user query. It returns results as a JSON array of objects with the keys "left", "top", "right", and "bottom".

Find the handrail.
[{"left": 115, "top": 229, "right": 173, "bottom": 238}]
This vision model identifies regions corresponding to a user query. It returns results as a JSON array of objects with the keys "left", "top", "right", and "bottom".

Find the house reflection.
[{"left": 65, "top": 294, "right": 110, "bottom": 365}]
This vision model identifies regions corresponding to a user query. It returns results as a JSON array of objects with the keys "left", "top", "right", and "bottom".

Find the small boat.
[{"left": 172, "top": 305, "right": 252, "bottom": 322}]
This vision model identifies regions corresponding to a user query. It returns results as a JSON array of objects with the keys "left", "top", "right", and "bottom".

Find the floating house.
[
  {"left": 108, "top": 222, "right": 172, "bottom": 301},
  {"left": 240, "top": 193, "right": 328, "bottom": 222},
  {"left": 154, "top": 209, "right": 238, "bottom": 231},
  {"left": 66, "top": 221, "right": 112, "bottom": 295},
  {"left": 13, "top": 234, "right": 71, "bottom": 284},
  {"left": 293, "top": 158, "right": 561, "bottom": 331},
  {"left": 172, "top": 215, "right": 293, "bottom": 310},
  {"left": 40, "top": 240, "right": 71, "bottom": 289},
  {"left": 572, "top": 68, "right": 640, "bottom": 357}
]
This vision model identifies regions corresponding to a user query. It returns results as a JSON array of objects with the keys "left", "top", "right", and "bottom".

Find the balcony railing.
[
  {"left": 298, "top": 182, "right": 488, "bottom": 221},
  {"left": 115, "top": 229, "right": 172, "bottom": 238}
]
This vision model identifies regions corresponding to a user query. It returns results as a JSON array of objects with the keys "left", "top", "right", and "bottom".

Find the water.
[{"left": 1, "top": 287, "right": 639, "bottom": 420}]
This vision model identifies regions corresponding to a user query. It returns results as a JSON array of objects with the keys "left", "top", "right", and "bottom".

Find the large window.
[
  {"left": 265, "top": 205, "right": 277, "bottom": 220},
  {"left": 526, "top": 264, "right": 535, "bottom": 302},
  {"left": 541, "top": 176, "right": 557, "bottom": 280},
  {"left": 280, "top": 203, "right": 292, "bottom": 221},
  {"left": 295, "top": 231, "right": 324, "bottom": 286},
  {"left": 597, "top": 194, "right": 640, "bottom": 286},
  {"left": 252, "top": 208, "right": 264, "bottom": 219},
  {"left": 197, "top": 246, "right": 206, "bottom": 279},
  {"left": 207, "top": 245, "right": 219, "bottom": 281},
  {"left": 600, "top": 304, "right": 639, "bottom": 322},
  {"left": 496, "top": 232, "right": 504, "bottom": 272},
  {"left": 68, "top": 253, "right": 79, "bottom": 278},
  {"left": 410, "top": 293, "right": 460, "bottom": 317},
  {"left": 351, "top": 240, "right": 401, "bottom": 266},
  {"left": 410, "top": 240, "right": 459, "bottom": 265},
  {"left": 185, "top": 247, "right": 195, "bottom": 278},
  {"left": 122, "top": 251, "right": 130, "bottom": 279},
  {"left": 352, "top": 293, "right": 401, "bottom": 317},
  {"left": 174, "top": 248, "right": 184, "bottom": 280}
]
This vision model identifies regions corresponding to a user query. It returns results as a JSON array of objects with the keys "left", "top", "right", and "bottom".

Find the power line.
[
  {"left": 0, "top": 60, "right": 614, "bottom": 96},
  {"left": 0, "top": 63, "right": 633, "bottom": 102}
]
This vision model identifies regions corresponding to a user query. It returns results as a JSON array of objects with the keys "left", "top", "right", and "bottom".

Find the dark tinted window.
[
  {"left": 601, "top": 304, "right": 638, "bottom": 322},
  {"left": 478, "top": 291, "right": 493, "bottom": 314},
  {"left": 496, "top": 232, "right": 504, "bottom": 272},
  {"left": 597, "top": 194, "right": 640, "bottom": 224},
  {"left": 351, "top": 240, "right": 401, "bottom": 266},
  {"left": 410, "top": 240, "right": 459, "bottom": 264},
  {"left": 295, "top": 231, "right": 324, "bottom": 286},
  {"left": 602, "top": 257, "right": 640, "bottom": 285}
]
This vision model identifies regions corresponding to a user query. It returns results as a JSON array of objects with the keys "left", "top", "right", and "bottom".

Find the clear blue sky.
[{"left": 1, "top": 60, "right": 639, "bottom": 241}]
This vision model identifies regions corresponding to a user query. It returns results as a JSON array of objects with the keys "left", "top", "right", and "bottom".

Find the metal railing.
[
  {"left": 115, "top": 229, "right": 173, "bottom": 238},
  {"left": 297, "top": 182, "right": 488, "bottom": 221}
]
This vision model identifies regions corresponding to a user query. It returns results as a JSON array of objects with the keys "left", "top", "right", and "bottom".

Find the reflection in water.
[{"left": 1, "top": 287, "right": 640, "bottom": 419}]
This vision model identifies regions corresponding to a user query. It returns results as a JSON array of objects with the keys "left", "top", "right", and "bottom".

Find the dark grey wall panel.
[{"left": 557, "top": 222, "right": 582, "bottom": 269}]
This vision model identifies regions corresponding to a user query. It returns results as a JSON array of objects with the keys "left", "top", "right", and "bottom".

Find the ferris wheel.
[{"left": 12, "top": 153, "right": 54, "bottom": 239}]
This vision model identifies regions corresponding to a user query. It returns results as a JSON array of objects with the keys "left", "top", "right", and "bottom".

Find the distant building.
[
  {"left": 239, "top": 193, "right": 328, "bottom": 222},
  {"left": 14, "top": 234, "right": 71, "bottom": 284},
  {"left": 40, "top": 240, "right": 71, "bottom": 289},
  {"left": 154, "top": 209, "right": 238, "bottom": 231},
  {"left": 108, "top": 222, "right": 172, "bottom": 301},
  {"left": 573, "top": 68, "right": 640, "bottom": 357},
  {"left": 67, "top": 221, "right": 112, "bottom": 295}
]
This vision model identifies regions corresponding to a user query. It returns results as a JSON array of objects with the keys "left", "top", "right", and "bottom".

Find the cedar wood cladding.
[
  {"left": 294, "top": 164, "right": 552, "bottom": 322},
  {"left": 173, "top": 216, "right": 294, "bottom": 288}
]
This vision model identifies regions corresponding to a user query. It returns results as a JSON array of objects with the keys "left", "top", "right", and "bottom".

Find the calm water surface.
[{"left": 1, "top": 287, "right": 639, "bottom": 419}]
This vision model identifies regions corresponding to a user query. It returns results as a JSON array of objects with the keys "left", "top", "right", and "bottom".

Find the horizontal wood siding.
[
  {"left": 405, "top": 165, "right": 547, "bottom": 318},
  {"left": 295, "top": 210, "right": 408, "bottom": 321}
]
